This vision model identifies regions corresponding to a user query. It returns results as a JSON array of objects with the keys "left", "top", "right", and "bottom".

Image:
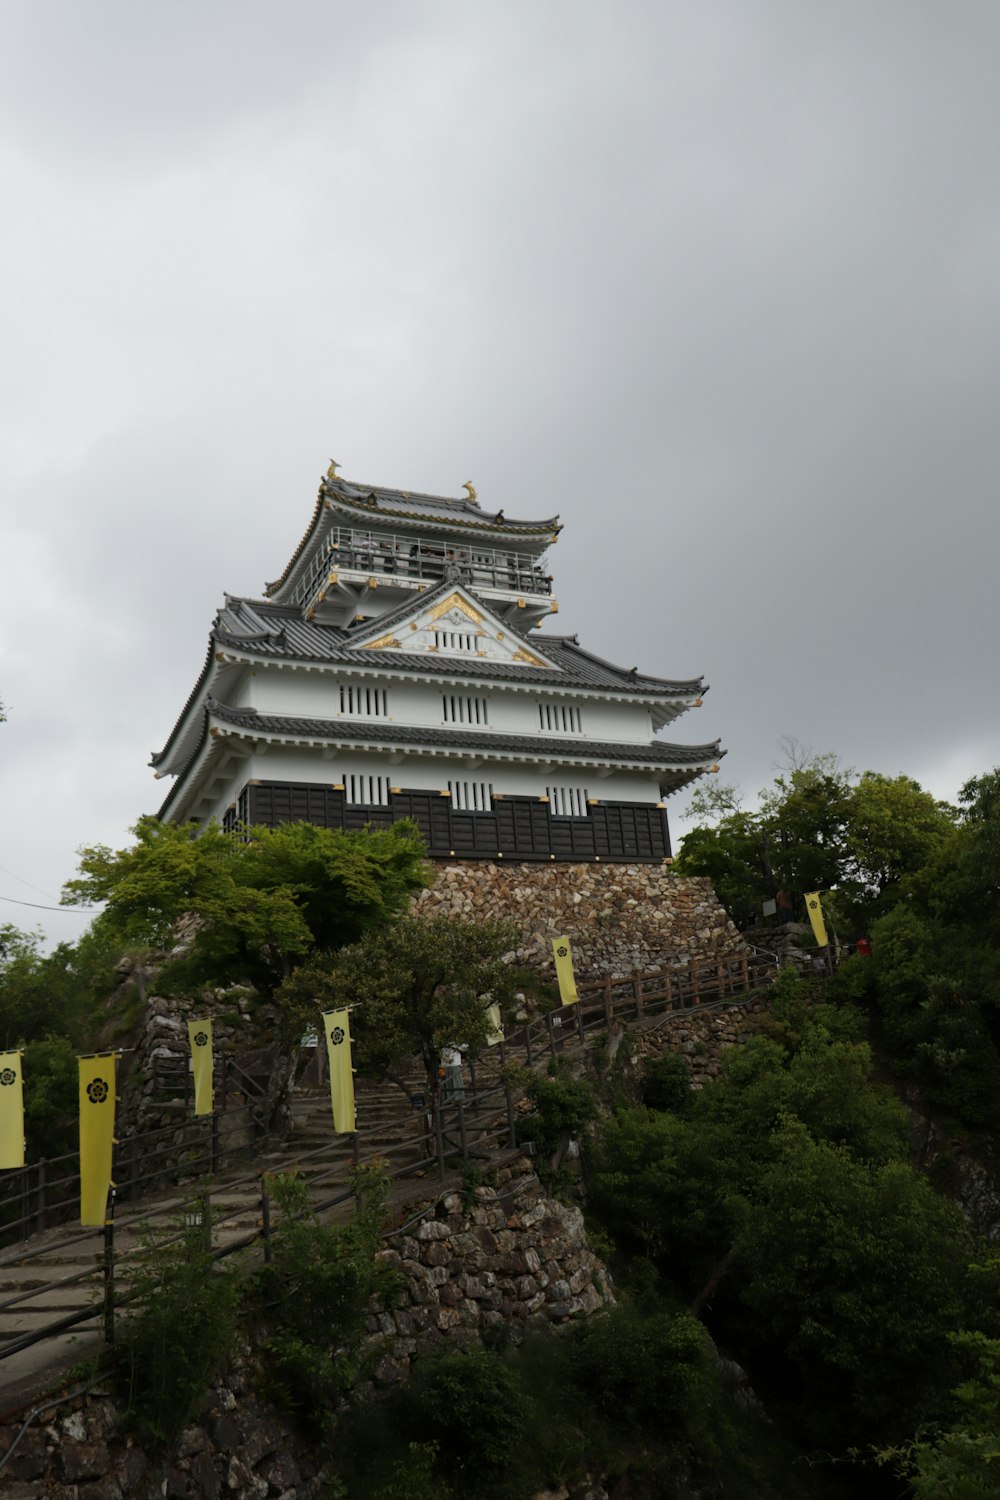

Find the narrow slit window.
[
  {"left": 442, "top": 694, "right": 489, "bottom": 725},
  {"left": 339, "top": 684, "right": 388, "bottom": 717},
  {"left": 343, "top": 773, "right": 390, "bottom": 806},
  {"left": 449, "top": 779, "right": 493, "bottom": 812},
  {"left": 547, "top": 785, "right": 589, "bottom": 817},
  {"left": 434, "top": 629, "right": 478, "bottom": 653},
  {"left": 538, "top": 702, "right": 582, "bottom": 733}
]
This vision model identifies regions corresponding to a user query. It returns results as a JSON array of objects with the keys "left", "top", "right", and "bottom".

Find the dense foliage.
[
  {"left": 279, "top": 915, "right": 519, "bottom": 1090},
  {"left": 63, "top": 816, "right": 430, "bottom": 999},
  {"left": 676, "top": 753, "right": 955, "bottom": 934},
  {"left": 586, "top": 970, "right": 992, "bottom": 1471},
  {"left": 835, "top": 768, "right": 1000, "bottom": 1130}
]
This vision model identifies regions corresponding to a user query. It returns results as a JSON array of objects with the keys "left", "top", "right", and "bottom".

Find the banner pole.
[{"left": 102, "top": 1189, "right": 117, "bottom": 1347}]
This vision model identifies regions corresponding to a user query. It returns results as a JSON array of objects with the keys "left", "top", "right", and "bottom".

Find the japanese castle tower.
[{"left": 152, "top": 466, "right": 722, "bottom": 862}]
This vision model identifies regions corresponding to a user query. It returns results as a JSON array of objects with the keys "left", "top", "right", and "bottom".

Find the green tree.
[
  {"left": 115, "top": 1212, "right": 242, "bottom": 1444},
  {"left": 736, "top": 1119, "right": 974, "bottom": 1446},
  {"left": 677, "top": 751, "right": 955, "bottom": 935},
  {"left": 252, "top": 1165, "right": 398, "bottom": 1432},
  {"left": 837, "top": 768, "right": 1000, "bottom": 1129},
  {"left": 279, "top": 915, "right": 519, "bottom": 1093},
  {"left": 63, "top": 817, "right": 429, "bottom": 1000}
]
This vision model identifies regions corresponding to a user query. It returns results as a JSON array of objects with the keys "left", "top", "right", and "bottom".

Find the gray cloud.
[{"left": 2, "top": 1, "right": 998, "bottom": 945}]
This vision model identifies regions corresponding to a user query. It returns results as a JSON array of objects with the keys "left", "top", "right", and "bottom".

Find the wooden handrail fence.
[{"left": 0, "top": 944, "right": 776, "bottom": 1373}]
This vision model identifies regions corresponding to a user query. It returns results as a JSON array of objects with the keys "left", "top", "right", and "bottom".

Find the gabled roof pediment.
[{"left": 349, "top": 584, "right": 561, "bottom": 670}]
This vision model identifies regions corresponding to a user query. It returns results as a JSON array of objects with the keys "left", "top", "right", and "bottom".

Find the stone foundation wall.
[
  {"left": 371, "top": 1156, "right": 614, "bottom": 1385},
  {"left": 413, "top": 862, "right": 743, "bottom": 977},
  {"left": 638, "top": 996, "right": 768, "bottom": 1088},
  {"left": 0, "top": 1161, "right": 613, "bottom": 1500}
]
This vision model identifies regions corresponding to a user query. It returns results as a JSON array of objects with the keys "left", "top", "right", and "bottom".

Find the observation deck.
[{"left": 293, "top": 525, "right": 556, "bottom": 629}]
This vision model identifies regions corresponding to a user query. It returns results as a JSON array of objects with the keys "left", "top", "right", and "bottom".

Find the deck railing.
[
  {"left": 291, "top": 527, "right": 553, "bottom": 607},
  {"left": 0, "top": 945, "right": 775, "bottom": 1372}
]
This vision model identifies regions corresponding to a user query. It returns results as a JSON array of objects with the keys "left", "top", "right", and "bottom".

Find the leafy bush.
[
  {"left": 641, "top": 1051, "right": 693, "bottom": 1114},
  {"left": 114, "top": 1210, "right": 241, "bottom": 1444},
  {"left": 251, "top": 1164, "right": 398, "bottom": 1431},
  {"left": 514, "top": 1063, "right": 596, "bottom": 1184},
  {"left": 569, "top": 1303, "right": 715, "bottom": 1436}
]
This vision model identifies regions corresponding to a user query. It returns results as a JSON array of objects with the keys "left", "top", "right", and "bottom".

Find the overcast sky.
[{"left": 2, "top": 1, "right": 998, "bottom": 949}]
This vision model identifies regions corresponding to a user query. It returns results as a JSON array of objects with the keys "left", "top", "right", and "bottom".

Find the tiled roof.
[
  {"left": 265, "top": 475, "right": 560, "bottom": 598},
  {"left": 213, "top": 593, "right": 703, "bottom": 696},
  {"left": 204, "top": 699, "right": 721, "bottom": 768},
  {"left": 151, "top": 588, "right": 705, "bottom": 773},
  {"left": 323, "top": 477, "right": 560, "bottom": 533}
]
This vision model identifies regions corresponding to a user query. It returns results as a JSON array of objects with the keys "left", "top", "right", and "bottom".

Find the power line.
[
  {"left": 0, "top": 894, "right": 96, "bottom": 913},
  {"left": 0, "top": 863, "right": 59, "bottom": 901}
]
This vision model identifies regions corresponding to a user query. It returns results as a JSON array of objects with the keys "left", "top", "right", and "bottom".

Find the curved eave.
[
  {"left": 150, "top": 644, "right": 247, "bottom": 776},
  {"left": 265, "top": 489, "right": 328, "bottom": 598},
  {"left": 206, "top": 705, "right": 722, "bottom": 772},
  {"left": 211, "top": 638, "right": 705, "bottom": 714},
  {"left": 322, "top": 492, "right": 560, "bottom": 537},
  {"left": 159, "top": 704, "right": 724, "bottom": 823},
  {"left": 265, "top": 483, "right": 561, "bottom": 601}
]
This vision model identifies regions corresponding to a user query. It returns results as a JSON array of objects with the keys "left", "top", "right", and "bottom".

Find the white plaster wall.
[
  {"left": 244, "top": 666, "right": 653, "bottom": 742},
  {"left": 233, "top": 746, "right": 662, "bottom": 805}
]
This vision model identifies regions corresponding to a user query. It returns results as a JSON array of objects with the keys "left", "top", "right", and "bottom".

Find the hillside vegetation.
[{"left": 0, "top": 757, "right": 998, "bottom": 1494}]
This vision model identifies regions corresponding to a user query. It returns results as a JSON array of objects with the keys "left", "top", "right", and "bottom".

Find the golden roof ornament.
[
  {"left": 462, "top": 480, "right": 477, "bottom": 502},
  {"left": 326, "top": 459, "right": 341, "bottom": 481}
]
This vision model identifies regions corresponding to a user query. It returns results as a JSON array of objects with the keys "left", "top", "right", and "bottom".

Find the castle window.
[
  {"left": 442, "top": 694, "right": 489, "bottom": 726},
  {"left": 449, "top": 779, "right": 493, "bottom": 812},
  {"left": 343, "top": 773, "right": 390, "bottom": 806},
  {"left": 433, "top": 629, "right": 478, "bottom": 653},
  {"left": 547, "top": 785, "right": 589, "bottom": 818},
  {"left": 340, "top": 684, "right": 388, "bottom": 717},
  {"left": 537, "top": 702, "right": 582, "bottom": 734}
]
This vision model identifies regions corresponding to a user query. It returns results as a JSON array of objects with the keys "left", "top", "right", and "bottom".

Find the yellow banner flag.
[
  {"left": 0, "top": 1052, "right": 25, "bottom": 1170},
  {"left": 323, "top": 1009, "right": 356, "bottom": 1134},
  {"left": 553, "top": 936, "right": 579, "bottom": 1006},
  {"left": 188, "top": 1019, "right": 214, "bottom": 1116},
  {"left": 79, "top": 1055, "right": 117, "bottom": 1226},
  {"left": 485, "top": 1002, "right": 504, "bottom": 1046},
  {"left": 805, "top": 891, "right": 829, "bottom": 948}
]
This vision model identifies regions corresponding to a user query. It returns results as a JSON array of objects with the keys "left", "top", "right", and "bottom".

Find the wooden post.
[
  {"left": 457, "top": 1099, "right": 468, "bottom": 1161},
  {"left": 434, "top": 1098, "right": 446, "bottom": 1180},
  {"left": 102, "top": 1193, "right": 117, "bottom": 1346},
  {"left": 546, "top": 1013, "right": 557, "bottom": 1061},
  {"left": 741, "top": 950, "right": 749, "bottom": 992},
  {"left": 603, "top": 975, "right": 612, "bottom": 1029},
  {"left": 665, "top": 967, "right": 673, "bottom": 1011},
  {"left": 576, "top": 998, "right": 586, "bottom": 1046},
  {"left": 36, "top": 1158, "right": 46, "bottom": 1235},
  {"left": 690, "top": 958, "right": 700, "bottom": 1006},
  {"left": 632, "top": 973, "right": 644, "bottom": 1022},
  {"left": 260, "top": 1176, "right": 272, "bottom": 1264},
  {"left": 504, "top": 1073, "right": 517, "bottom": 1149}
]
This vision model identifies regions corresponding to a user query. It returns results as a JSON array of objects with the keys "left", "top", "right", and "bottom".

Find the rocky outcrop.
[
  {"left": 638, "top": 996, "right": 767, "bottom": 1087},
  {"left": 370, "top": 1157, "right": 614, "bottom": 1385},
  {"left": 412, "top": 863, "right": 744, "bottom": 977}
]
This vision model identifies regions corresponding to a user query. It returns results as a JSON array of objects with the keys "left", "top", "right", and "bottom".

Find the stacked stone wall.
[
  {"left": 413, "top": 863, "right": 743, "bottom": 977},
  {"left": 0, "top": 1160, "right": 614, "bottom": 1500},
  {"left": 370, "top": 1156, "right": 613, "bottom": 1385},
  {"left": 638, "top": 996, "right": 768, "bottom": 1088}
]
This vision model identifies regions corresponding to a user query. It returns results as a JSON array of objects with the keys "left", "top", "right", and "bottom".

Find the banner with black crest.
[
  {"left": 79, "top": 1053, "right": 117, "bottom": 1226},
  {"left": 322, "top": 1009, "right": 356, "bottom": 1133},
  {"left": 187, "top": 1018, "right": 214, "bottom": 1116}
]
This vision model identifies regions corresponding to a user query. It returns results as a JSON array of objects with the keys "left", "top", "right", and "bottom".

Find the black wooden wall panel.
[{"left": 238, "top": 781, "right": 670, "bottom": 862}]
